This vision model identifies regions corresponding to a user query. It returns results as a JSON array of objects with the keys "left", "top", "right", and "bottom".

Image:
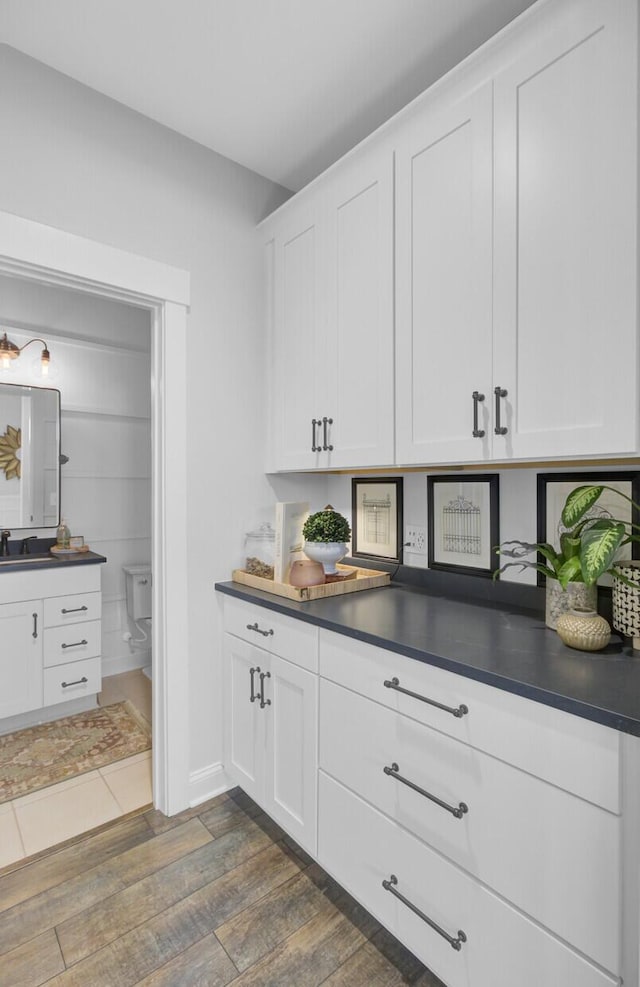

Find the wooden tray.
[{"left": 231, "top": 564, "right": 390, "bottom": 602}]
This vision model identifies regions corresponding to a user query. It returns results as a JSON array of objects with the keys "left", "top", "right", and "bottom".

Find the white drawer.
[
  {"left": 44, "top": 592, "right": 102, "bottom": 627},
  {"left": 320, "top": 678, "right": 621, "bottom": 973},
  {"left": 319, "top": 773, "right": 618, "bottom": 987},
  {"left": 319, "top": 629, "right": 620, "bottom": 812},
  {"left": 43, "top": 656, "right": 101, "bottom": 706},
  {"left": 44, "top": 620, "right": 102, "bottom": 668},
  {"left": 224, "top": 597, "right": 318, "bottom": 672}
]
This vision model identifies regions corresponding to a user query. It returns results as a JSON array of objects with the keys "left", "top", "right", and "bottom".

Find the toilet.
[{"left": 123, "top": 563, "right": 152, "bottom": 678}]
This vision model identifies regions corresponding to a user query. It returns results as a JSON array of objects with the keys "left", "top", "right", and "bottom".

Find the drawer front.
[
  {"left": 319, "top": 629, "right": 620, "bottom": 812},
  {"left": 43, "top": 656, "right": 101, "bottom": 706},
  {"left": 224, "top": 597, "right": 318, "bottom": 672},
  {"left": 44, "top": 620, "right": 102, "bottom": 667},
  {"left": 320, "top": 678, "right": 620, "bottom": 973},
  {"left": 319, "top": 773, "right": 618, "bottom": 987},
  {"left": 44, "top": 592, "right": 102, "bottom": 627}
]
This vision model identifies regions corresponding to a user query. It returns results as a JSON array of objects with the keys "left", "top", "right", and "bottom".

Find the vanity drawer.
[
  {"left": 43, "top": 656, "right": 101, "bottom": 706},
  {"left": 224, "top": 597, "right": 318, "bottom": 672},
  {"left": 44, "top": 620, "right": 102, "bottom": 667},
  {"left": 44, "top": 592, "right": 102, "bottom": 627},
  {"left": 319, "top": 630, "right": 620, "bottom": 812},
  {"left": 318, "top": 773, "right": 618, "bottom": 987},
  {"left": 320, "top": 677, "right": 621, "bottom": 973}
]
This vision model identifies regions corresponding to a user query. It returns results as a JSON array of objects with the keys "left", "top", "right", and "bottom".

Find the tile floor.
[{"left": 0, "top": 669, "right": 152, "bottom": 869}]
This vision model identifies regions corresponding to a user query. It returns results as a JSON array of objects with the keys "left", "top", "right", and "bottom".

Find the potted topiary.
[
  {"left": 302, "top": 504, "right": 351, "bottom": 575},
  {"left": 495, "top": 484, "right": 640, "bottom": 628}
]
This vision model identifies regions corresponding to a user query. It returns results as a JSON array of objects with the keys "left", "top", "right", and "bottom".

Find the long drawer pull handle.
[
  {"left": 472, "top": 391, "right": 485, "bottom": 438},
  {"left": 32, "top": 612, "right": 38, "bottom": 639},
  {"left": 61, "top": 639, "right": 88, "bottom": 649},
  {"left": 322, "top": 416, "right": 334, "bottom": 452},
  {"left": 311, "top": 418, "right": 321, "bottom": 453},
  {"left": 246, "top": 622, "right": 274, "bottom": 638},
  {"left": 61, "top": 676, "right": 89, "bottom": 688},
  {"left": 494, "top": 386, "right": 508, "bottom": 435},
  {"left": 61, "top": 605, "right": 88, "bottom": 614},
  {"left": 249, "top": 666, "right": 260, "bottom": 703},
  {"left": 384, "top": 763, "right": 468, "bottom": 819},
  {"left": 382, "top": 875, "right": 467, "bottom": 951},
  {"left": 383, "top": 677, "right": 468, "bottom": 719},
  {"left": 259, "top": 670, "right": 271, "bottom": 709}
]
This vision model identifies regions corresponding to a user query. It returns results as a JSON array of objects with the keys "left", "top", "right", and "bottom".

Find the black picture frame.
[
  {"left": 351, "top": 477, "right": 403, "bottom": 564},
  {"left": 427, "top": 474, "right": 499, "bottom": 578},
  {"left": 536, "top": 471, "right": 640, "bottom": 589}
]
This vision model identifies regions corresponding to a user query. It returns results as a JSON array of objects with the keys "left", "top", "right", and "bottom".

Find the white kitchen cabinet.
[
  {"left": 223, "top": 598, "right": 318, "bottom": 853},
  {"left": 396, "top": 0, "right": 637, "bottom": 465},
  {"left": 268, "top": 145, "right": 394, "bottom": 471},
  {"left": 0, "top": 600, "right": 43, "bottom": 718}
]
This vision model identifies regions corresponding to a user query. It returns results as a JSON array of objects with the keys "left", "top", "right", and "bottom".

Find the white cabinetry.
[
  {"left": 223, "top": 597, "right": 318, "bottom": 853},
  {"left": 0, "top": 564, "right": 103, "bottom": 728},
  {"left": 268, "top": 145, "right": 394, "bottom": 471},
  {"left": 396, "top": 0, "right": 637, "bottom": 465}
]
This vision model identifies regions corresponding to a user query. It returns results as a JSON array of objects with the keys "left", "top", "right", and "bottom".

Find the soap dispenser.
[{"left": 56, "top": 518, "right": 70, "bottom": 549}]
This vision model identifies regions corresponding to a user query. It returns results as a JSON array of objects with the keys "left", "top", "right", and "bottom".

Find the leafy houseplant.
[{"left": 302, "top": 505, "right": 351, "bottom": 574}]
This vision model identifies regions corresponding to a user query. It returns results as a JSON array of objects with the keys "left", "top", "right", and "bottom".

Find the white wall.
[
  {"left": 0, "top": 44, "right": 330, "bottom": 792},
  {"left": 0, "top": 274, "right": 153, "bottom": 673}
]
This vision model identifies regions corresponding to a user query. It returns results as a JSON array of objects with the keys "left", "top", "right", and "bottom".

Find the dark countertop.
[
  {"left": 215, "top": 579, "right": 640, "bottom": 736},
  {"left": 0, "top": 550, "right": 107, "bottom": 573}
]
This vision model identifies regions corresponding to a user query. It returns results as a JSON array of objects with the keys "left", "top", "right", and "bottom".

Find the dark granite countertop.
[
  {"left": 0, "top": 550, "right": 107, "bottom": 573},
  {"left": 215, "top": 577, "right": 640, "bottom": 736}
]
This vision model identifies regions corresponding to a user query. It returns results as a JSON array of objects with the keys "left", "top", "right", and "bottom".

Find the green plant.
[
  {"left": 302, "top": 505, "right": 351, "bottom": 543},
  {"left": 495, "top": 484, "right": 640, "bottom": 588}
]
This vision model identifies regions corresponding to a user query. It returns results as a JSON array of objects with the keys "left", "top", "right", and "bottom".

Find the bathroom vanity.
[{"left": 0, "top": 552, "right": 106, "bottom": 733}]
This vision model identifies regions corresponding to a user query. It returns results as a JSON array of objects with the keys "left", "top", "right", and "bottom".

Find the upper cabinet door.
[
  {"left": 395, "top": 85, "right": 494, "bottom": 465},
  {"left": 272, "top": 201, "right": 325, "bottom": 471},
  {"left": 492, "top": 0, "right": 638, "bottom": 460},
  {"left": 323, "top": 148, "right": 395, "bottom": 468}
]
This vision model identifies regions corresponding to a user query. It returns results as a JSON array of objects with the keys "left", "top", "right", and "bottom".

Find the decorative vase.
[
  {"left": 303, "top": 541, "right": 347, "bottom": 575},
  {"left": 545, "top": 580, "right": 597, "bottom": 630},
  {"left": 288, "top": 559, "right": 325, "bottom": 587},
  {"left": 555, "top": 607, "right": 611, "bottom": 652},
  {"left": 612, "top": 560, "right": 640, "bottom": 650}
]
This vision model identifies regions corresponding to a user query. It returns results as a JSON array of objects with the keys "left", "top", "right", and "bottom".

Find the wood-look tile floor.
[{"left": 0, "top": 787, "right": 445, "bottom": 987}]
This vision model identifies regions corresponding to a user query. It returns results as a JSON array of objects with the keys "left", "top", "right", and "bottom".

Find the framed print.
[
  {"left": 536, "top": 471, "right": 640, "bottom": 588},
  {"left": 352, "top": 478, "right": 403, "bottom": 563},
  {"left": 428, "top": 474, "right": 499, "bottom": 577}
]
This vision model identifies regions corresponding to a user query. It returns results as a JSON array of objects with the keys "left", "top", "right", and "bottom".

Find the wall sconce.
[{"left": 0, "top": 332, "right": 51, "bottom": 377}]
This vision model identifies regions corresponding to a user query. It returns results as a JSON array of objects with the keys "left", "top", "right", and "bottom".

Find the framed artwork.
[
  {"left": 351, "top": 477, "right": 403, "bottom": 564},
  {"left": 427, "top": 474, "right": 499, "bottom": 577},
  {"left": 536, "top": 471, "right": 640, "bottom": 588}
]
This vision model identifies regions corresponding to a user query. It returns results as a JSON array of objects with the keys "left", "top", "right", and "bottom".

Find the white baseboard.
[
  {"left": 102, "top": 650, "right": 152, "bottom": 677},
  {"left": 188, "top": 762, "right": 232, "bottom": 807},
  {"left": 0, "top": 695, "right": 97, "bottom": 737}
]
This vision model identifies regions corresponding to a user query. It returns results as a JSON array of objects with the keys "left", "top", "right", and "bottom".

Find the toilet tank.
[{"left": 123, "top": 564, "right": 152, "bottom": 620}]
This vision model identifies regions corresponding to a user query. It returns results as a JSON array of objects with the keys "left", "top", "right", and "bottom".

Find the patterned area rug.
[{"left": 0, "top": 701, "right": 151, "bottom": 804}]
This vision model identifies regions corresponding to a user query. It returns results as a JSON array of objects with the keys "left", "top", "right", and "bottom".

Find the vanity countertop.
[
  {"left": 0, "top": 550, "right": 107, "bottom": 573},
  {"left": 215, "top": 578, "right": 640, "bottom": 736}
]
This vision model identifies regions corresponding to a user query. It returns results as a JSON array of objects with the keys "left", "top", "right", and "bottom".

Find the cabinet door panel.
[
  {"left": 324, "top": 149, "right": 394, "bottom": 467},
  {"left": 265, "top": 654, "right": 317, "bottom": 854},
  {"left": 493, "top": 0, "right": 637, "bottom": 458},
  {"left": 0, "top": 600, "right": 43, "bottom": 718},
  {"left": 396, "top": 85, "right": 493, "bottom": 465},
  {"left": 223, "top": 634, "right": 266, "bottom": 805}
]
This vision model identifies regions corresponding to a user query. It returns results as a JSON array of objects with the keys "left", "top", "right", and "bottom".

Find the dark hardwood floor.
[{"left": 0, "top": 787, "right": 444, "bottom": 986}]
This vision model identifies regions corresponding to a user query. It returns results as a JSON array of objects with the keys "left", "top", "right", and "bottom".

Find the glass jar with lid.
[{"left": 244, "top": 522, "right": 275, "bottom": 579}]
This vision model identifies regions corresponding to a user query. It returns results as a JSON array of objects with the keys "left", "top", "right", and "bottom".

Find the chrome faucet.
[{"left": 0, "top": 530, "right": 10, "bottom": 557}]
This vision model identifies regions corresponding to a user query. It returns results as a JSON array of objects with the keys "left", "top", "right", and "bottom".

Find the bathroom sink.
[{"left": 0, "top": 554, "right": 55, "bottom": 566}]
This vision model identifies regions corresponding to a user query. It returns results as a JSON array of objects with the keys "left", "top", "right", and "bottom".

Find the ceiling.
[{"left": 0, "top": 0, "right": 536, "bottom": 191}]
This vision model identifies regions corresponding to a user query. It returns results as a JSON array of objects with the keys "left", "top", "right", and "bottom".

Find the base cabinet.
[{"left": 0, "top": 600, "right": 43, "bottom": 718}]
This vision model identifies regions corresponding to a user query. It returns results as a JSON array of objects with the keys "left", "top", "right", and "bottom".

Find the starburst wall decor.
[{"left": 0, "top": 424, "right": 21, "bottom": 479}]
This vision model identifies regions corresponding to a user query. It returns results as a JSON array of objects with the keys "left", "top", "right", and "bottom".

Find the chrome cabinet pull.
[
  {"left": 249, "top": 666, "right": 260, "bottom": 703},
  {"left": 61, "top": 605, "right": 88, "bottom": 614},
  {"left": 61, "top": 639, "right": 88, "bottom": 649},
  {"left": 383, "top": 677, "right": 468, "bottom": 719},
  {"left": 493, "top": 386, "right": 508, "bottom": 435},
  {"left": 246, "top": 622, "right": 274, "bottom": 638},
  {"left": 322, "top": 416, "right": 334, "bottom": 452},
  {"left": 383, "top": 762, "right": 468, "bottom": 819},
  {"left": 311, "top": 418, "right": 322, "bottom": 452},
  {"left": 472, "top": 391, "right": 485, "bottom": 437},
  {"left": 62, "top": 676, "right": 88, "bottom": 688},
  {"left": 259, "top": 670, "right": 271, "bottom": 709},
  {"left": 382, "top": 875, "right": 467, "bottom": 951},
  {"left": 32, "top": 612, "right": 38, "bottom": 638}
]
